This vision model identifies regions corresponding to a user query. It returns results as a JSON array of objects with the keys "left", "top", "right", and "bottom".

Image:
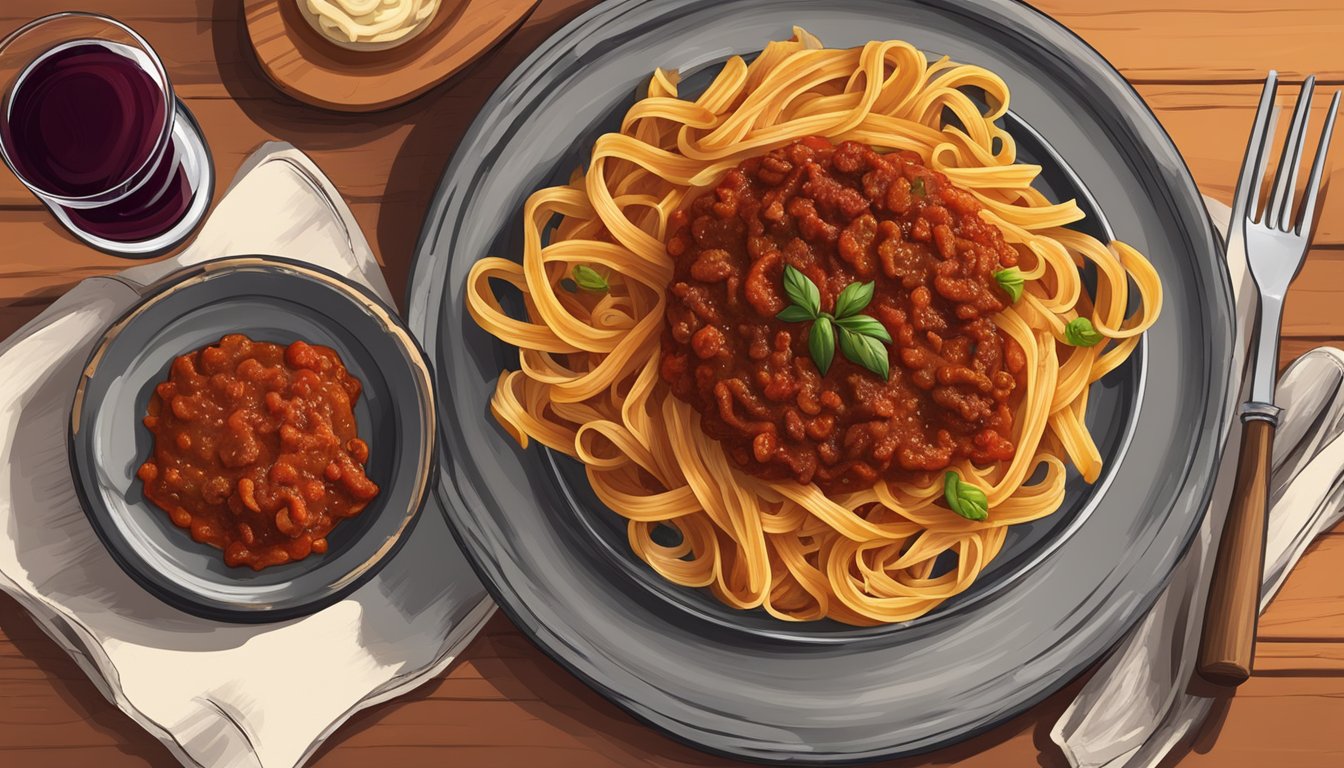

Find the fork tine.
[
  {"left": 1268, "top": 75, "right": 1317, "bottom": 230},
  {"left": 1295, "top": 89, "right": 1341, "bottom": 238},
  {"left": 1231, "top": 71, "right": 1278, "bottom": 227}
]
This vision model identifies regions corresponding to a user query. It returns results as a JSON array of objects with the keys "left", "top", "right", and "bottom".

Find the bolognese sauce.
[
  {"left": 137, "top": 334, "right": 379, "bottom": 570},
  {"left": 660, "top": 137, "right": 1024, "bottom": 491}
]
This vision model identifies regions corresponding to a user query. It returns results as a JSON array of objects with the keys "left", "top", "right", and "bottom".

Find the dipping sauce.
[
  {"left": 660, "top": 138, "right": 1023, "bottom": 491},
  {"left": 299, "top": 0, "right": 441, "bottom": 50},
  {"left": 137, "top": 334, "right": 379, "bottom": 570}
]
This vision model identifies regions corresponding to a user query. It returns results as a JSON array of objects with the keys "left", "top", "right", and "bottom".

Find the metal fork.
[{"left": 1198, "top": 72, "right": 1340, "bottom": 687}]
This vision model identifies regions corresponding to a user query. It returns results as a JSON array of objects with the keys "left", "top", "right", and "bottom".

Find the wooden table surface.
[{"left": 2, "top": 1, "right": 1343, "bottom": 766}]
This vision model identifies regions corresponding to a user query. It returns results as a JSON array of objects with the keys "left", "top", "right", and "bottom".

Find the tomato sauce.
[
  {"left": 136, "top": 334, "right": 379, "bottom": 570},
  {"left": 660, "top": 138, "right": 1024, "bottom": 491}
]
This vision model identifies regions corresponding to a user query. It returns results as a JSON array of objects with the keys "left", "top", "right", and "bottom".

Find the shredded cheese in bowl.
[{"left": 299, "top": 0, "right": 442, "bottom": 51}]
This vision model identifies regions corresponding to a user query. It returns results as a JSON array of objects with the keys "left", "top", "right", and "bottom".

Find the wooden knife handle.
[{"left": 1198, "top": 417, "right": 1275, "bottom": 687}]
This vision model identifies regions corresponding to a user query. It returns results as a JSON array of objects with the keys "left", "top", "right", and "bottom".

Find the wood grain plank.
[
  {"left": 1282, "top": 337, "right": 1344, "bottom": 372},
  {"left": 1174, "top": 677, "right": 1344, "bottom": 768},
  {"left": 8, "top": 215, "right": 1344, "bottom": 352},
  {"left": 3, "top": 87, "right": 1341, "bottom": 245},
  {"left": 0, "top": 595, "right": 173, "bottom": 766},
  {"left": 1030, "top": 0, "right": 1344, "bottom": 83},
  {"left": 0, "top": 85, "right": 1342, "bottom": 319},
  {"left": 4, "top": 1, "right": 1343, "bottom": 85},
  {"left": 1281, "top": 248, "right": 1344, "bottom": 337},
  {"left": 0, "top": 198, "right": 391, "bottom": 306},
  {"left": 1131, "top": 83, "right": 1344, "bottom": 245},
  {"left": 1254, "top": 642, "right": 1344, "bottom": 675},
  {"left": 1258, "top": 536, "right": 1344, "bottom": 641},
  {"left": 0, "top": 212, "right": 140, "bottom": 296}
]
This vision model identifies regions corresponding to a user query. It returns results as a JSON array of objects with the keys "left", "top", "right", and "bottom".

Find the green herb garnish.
[
  {"left": 910, "top": 176, "right": 926, "bottom": 197},
  {"left": 782, "top": 262, "right": 821, "bottom": 316},
  {"left": 833, "top": 280, "right": 875, "bottom": 319},
  {"left": 1063, "top": 317, "right": 1103, "bottom": 347},
  {"left": 809, "top": 315, "right": 836, "bottom": 375},
  {"left": 994, "top": 267, "right": 1024, "bottom": 303},
  {"left": 834, "top": 314, "right": 892, "bottom": 343},
  {"left": 572, "top": 264, "right": 609, "bottom": 292},
  {"left": 838, "top": 327, "right": 890, "bottom": 380},
  {"left": 944, "top": 471, "right": 989, "bottom": 521},
  {"left": 776, "top": 265, "right": 890, "bottom": 379}
]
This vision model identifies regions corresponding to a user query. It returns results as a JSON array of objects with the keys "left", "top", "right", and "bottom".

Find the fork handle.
[{"left": 1198, "top": 413, "right": 1276, "bottom": 687}]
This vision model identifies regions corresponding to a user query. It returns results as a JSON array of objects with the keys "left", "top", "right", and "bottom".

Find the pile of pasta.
[{"left": 467, "top": 29, "right": 1161, "bottom": 625}]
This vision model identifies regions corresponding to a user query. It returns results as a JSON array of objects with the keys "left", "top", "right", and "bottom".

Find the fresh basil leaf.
[
  {"left": 838, "top": 326, "right": 889, "bottom": 380},
  {"left": 944, "top": 471, "right": 963, "bottom": 515},
  {"left": 943, "top": 471, "right": 989, "bottom": 521},
  {"left": 959, "top": 483, "right": 988, "bottom": 513},
  {"left": 910, "top": 176, "right": 926, "bottom": 197},
  {"left": 572, "top": 265, "right": 609, "bottom": 292},
  {"left": 777, "top": 305, "right": 816, "bottom": 323},
  {"left": 808, "top": 316, "right": 835, "bottom": 375},
  {"left": 833, "top": 280, "right": 875, "bottom": 319},
  {"left": 835, "top": 314, "right": 892, "bottom": 344},
  {"left": 782, "top": 264, "right": 821, "bottom": 317},
  {"left": 994, "top": 267, "right": 1024, "bottom": 303},
  {"left": 1063, "top": 317, "right": 1104, "bottom": 347}
]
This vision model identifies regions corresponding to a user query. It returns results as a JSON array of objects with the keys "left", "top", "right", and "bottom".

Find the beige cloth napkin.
[
  {"left": 1052, "top": 198, "right": 1344, "bottom": 766},
  {"left": 0, "top": 143, "right": 493, "bottom": 768}
]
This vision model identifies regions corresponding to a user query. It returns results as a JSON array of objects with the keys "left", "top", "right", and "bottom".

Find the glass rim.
[{"left": 0, "top": 11, "right": 178, "bottom": 205}]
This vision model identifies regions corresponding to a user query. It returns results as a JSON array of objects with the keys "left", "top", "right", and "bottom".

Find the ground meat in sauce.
[
  {"left": 660, "top": 137, "right": 1026, "bottom": 492},
  {"left": 136, "top": 334, "right": 380, "bottom": 570}
]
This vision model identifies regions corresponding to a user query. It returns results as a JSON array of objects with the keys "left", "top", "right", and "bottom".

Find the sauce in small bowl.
[{"left": 70, "top": 257, "right": 434, "bottom": 623}]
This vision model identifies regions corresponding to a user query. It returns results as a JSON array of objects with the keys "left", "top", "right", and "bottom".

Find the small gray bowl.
[{"left": 69, "top": 257, "right": 435, "bottom": 623}]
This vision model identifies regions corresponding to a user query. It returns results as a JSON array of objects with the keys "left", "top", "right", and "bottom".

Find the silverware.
[{"left": 1198, "top": 71, "right": 1340, "bottom": 687}]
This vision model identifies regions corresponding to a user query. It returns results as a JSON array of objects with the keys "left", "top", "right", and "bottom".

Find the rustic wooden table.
[{"left": 2, "top": 1, "right": 1342, "bottom": 766}]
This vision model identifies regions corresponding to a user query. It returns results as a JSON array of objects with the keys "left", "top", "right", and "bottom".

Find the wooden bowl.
[{"left": 243, "top": 0, "right": 540, "bottom": 113}]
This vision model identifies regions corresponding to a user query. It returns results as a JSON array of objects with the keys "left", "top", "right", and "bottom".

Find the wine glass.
[{"left": 0, "top": 12, "right": 213, "bottom": 257}]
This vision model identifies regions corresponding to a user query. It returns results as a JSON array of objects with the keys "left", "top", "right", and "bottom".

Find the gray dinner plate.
[
  {"left": 405, "top": 0, "right": 1235, "bottom": 761},
  {"left": 71, "top": 257, "right": 436, "bottom": 623}
]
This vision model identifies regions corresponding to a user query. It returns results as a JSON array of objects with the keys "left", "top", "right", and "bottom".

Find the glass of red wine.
[{"left": 0, "top": 12, "right": 212, "bottom": 257}]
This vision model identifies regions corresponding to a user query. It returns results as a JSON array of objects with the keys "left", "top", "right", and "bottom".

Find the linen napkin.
[
  {"left": 0, "top": 143, "right": 492, "bottom": 768},
  {"left": 1051, "top": 198, "right": 1344, "bottom": 766}
]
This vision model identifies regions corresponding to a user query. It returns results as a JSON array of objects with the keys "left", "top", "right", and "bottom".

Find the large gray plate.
[{"left": 405, "top": 0, "right": 1234, "bottom": 761}]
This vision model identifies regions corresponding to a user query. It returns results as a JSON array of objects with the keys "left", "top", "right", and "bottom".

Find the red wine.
[{"left": 1, "top": 40, "right": 193, "bottom": 242}]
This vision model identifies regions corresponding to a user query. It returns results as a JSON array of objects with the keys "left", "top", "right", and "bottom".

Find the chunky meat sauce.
[
  {"left": 137, "top": 334, "right": 380, "bottom": 570},
  {"left": 660, "top": 138, "right": 1025, "bottom": 491}
]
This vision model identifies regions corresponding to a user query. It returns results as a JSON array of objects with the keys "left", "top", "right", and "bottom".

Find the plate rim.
[
  {"left": 70, "top": 255, "right": 437, "bottom": 623},
  {"left": 406, "top": 0, "right": 1236, "bottom": 760}
]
